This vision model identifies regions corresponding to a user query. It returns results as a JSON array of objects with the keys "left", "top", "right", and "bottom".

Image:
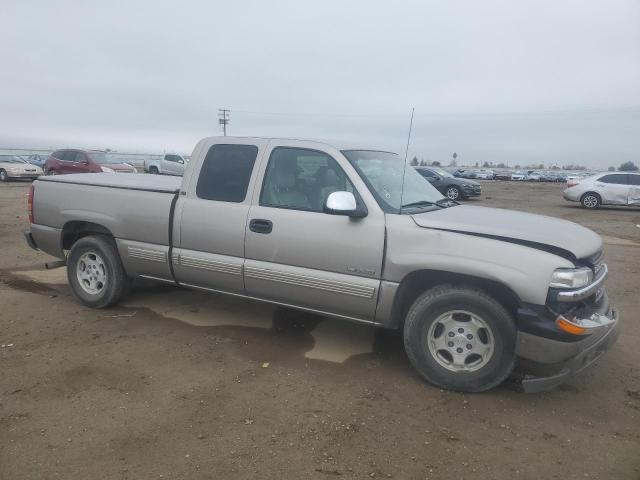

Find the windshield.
[
  {"left": 342, "top": 150, "right": 448, "bottom": 213},
  {"left": 89, "top": 152, "right": 125, "bottom": 164},
  {"left": 0, "top": 155, "right": 27, "bottom": 164}
]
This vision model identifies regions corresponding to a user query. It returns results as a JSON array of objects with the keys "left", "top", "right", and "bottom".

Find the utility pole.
[{"left": 218, "top": 109, "right": 230, "bottom": 136}]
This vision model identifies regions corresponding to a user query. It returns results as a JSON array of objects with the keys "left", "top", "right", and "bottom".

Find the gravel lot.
[{"left": 1, "top": 179, "right": 639, "bottom": 479}]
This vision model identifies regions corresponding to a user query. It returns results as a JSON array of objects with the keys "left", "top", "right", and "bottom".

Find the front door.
[
  {"left": 244, "top": 144, "right": 385, "bottom": 321},
  {"left": 172, "top": 141, "right": 266, "bottom": 293}
]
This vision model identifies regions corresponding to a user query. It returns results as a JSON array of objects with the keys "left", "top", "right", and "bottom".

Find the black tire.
[
  {"left": 46, "top": 168, "right": 56, "bottom": 176},
  {"left": 403, "top": 285, "right": 516, "bottom": 392},
  {"left": 581, "top": 192, "right": 601, "bottom": 209},
  {"left": 0, "top": 169, "right": 8, "bottom": 182},
  {"left": 67, "top": 235, "right": 128, "bottom": 308},
  {"left": 445, "top": 186, "right": 462, "bottom": 200},
  {"left": 149, "top": 167, "right": 159, "bottom": 174}
]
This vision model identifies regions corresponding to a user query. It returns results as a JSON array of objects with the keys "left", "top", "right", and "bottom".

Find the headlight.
[
  {"left": 550, "top": 267, "right": 593, "bottom": 289},
  {"left": 101, "top": 166, "right": 115, "bottom": 173}
]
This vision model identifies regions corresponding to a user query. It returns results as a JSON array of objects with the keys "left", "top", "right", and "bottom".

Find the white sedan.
[
  {"left": 0, "top": 155, "right": 43, "bottom": 181},
  {"left": 563, "top": 172, "right": 640, "bottom": 208}
]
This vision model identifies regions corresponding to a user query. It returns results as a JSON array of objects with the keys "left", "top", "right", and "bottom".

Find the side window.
[
  {"left": 63, "top": 151, "right": 78, "bottom": 162},
  {"left": 52, "top": 150, "right": 65, "bottom": 160},
  {"left": 196, "top": 144, "right": 258, "bottom": 202},
  {"left": 165, "top": 154, "right": 180, "bottom": 163},
  {"left": 420, "top": 169, "right": 436, "bottom": 178},
  {"left": 260, "top": 147, "right": 355, "bottom": 212},
  {"left": 599, "top": 174, "right": 628, "bottom": 185},
  {"left": 629, "top": 175, "right": 640, "bottom": 186}
]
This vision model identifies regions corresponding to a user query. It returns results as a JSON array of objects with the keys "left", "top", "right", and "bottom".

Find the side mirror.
[
  {"left": 324, "top": 191, "right": 367, "bottom": 218},
  {"left": 178, "top": 159, "right": 184, "bottom": 164}
]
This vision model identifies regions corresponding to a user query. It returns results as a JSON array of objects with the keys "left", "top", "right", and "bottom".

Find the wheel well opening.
[
  {"left": 390, "top": 270, "right": 521, "bottom": 330},
  {"left": 62, "top": 221, "right": 113, "bottom": 250}
]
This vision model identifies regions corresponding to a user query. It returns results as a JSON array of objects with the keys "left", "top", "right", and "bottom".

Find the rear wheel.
[
  {"left": 403, "top": 285, "right": 516, "bottom": 392},
  {"left": 149, "top": 166, "right": 159, "bottom": 174},
  {"left": 445, "top": 186, "right": 462, "bottom": 200},
  {"left": 581, "top": 192, "right": 601, "bottom": 209},
  {"left": 0, "top": 169, "right": 8, "bottom": 182},
  {"left": 67, "top": 235, "right": 128, "bottom": 308}
]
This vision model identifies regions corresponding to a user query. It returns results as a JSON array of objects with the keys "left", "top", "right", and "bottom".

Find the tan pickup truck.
[{"left": 25, "top": 136, "right": 619, "bottom": 393}]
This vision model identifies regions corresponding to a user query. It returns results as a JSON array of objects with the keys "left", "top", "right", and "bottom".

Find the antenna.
[{"left": 399, "top": 107, "right": 415, "bottom": 210}]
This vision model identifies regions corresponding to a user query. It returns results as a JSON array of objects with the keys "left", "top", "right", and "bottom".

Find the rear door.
[
  {"left": 172, "top": 140, "right": 266, "bottom": 293},
  {"left": 597, "top": 174, "right": 630, "bottom": 205},
  {"left": 243, "top": 142, "right": 385, "bottom": 321},
  {"left": 628, "top": 174, "right": 640, "bottom": 205}
]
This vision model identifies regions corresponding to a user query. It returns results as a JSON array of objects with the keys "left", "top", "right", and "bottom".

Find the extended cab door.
[
  {"left": 243, "top": 141, "right": 385, "bottom": 321},
  {"left": 171, "top": 139, "right": 267, "bottom": 293}
]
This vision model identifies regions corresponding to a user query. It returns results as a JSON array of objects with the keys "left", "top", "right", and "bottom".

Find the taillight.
[
  {"left": 28, "top": 184, "right": 34, "bottom": 224},
  {"left": 566, "top": 180, "right": 579, "bottom": 188}
]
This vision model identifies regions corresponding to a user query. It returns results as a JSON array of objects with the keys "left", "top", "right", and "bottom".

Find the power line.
[{"left": 218, "top": 108, "right": 230, "bottom": 136}]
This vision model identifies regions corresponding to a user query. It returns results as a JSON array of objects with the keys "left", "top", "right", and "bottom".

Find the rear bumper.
[
  {"left": 563, "top": 189, "right": 581, "bottom": 202},
  {"left": 515, "top": 295, "right": 620, "bottom": 393}
]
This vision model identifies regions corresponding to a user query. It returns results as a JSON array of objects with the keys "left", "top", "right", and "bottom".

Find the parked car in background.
[
  {"left": 415, "top": 166, "right": 481, "bottom": 200},
  {"left": 0, "top": 155, "right": 43, "bottom": 181},
  {"left": 526, "top": 172, "right": 543, "bottom": 182},
  {"left": 25, "top": 135, "right": 619, "bottom": 393},
  {"left": 44, "top": 150, "right": 137, "bottom": 175},
  {"left": 493, "top": 170, "right": 512, "bottom": 181},
  {"left": 144, "top": 154, "right": 188, "bottom": 176},
  {"left": 474, "top": 169, "right": 495, "bottom": 180},
  {"left": 25, "top": 153, "right": 50, "bottom": 167},
  {"left": 511, "top": 171, "right": 527, "bottom": 181},
  {"left": 564, "top": 172, "right": 640, "bottom": 208}
]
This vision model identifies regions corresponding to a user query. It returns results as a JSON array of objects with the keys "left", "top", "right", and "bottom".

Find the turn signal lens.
[{"left": 556, "top": 316, "right": 587, "bottom": 335}]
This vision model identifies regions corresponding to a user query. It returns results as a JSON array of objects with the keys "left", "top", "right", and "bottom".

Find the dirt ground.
[{"left": 1, "top": 179, "right": 639, "bottom": 480}]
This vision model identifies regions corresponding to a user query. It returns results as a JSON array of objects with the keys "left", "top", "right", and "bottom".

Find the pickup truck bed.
[{"left": 31, "top": 174, "right": 181, "bottom": 278}]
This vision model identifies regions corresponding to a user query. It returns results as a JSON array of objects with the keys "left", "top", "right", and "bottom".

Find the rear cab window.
[{"left": 196, "top": 144, "right": 259, "bottom": 202}]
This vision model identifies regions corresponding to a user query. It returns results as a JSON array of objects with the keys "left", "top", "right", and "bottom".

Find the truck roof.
[{"left": 200, "top": 136, "right": 397, "bottom": 155}]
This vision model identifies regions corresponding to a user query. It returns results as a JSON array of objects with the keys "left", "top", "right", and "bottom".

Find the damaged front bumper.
[{"left": 515, "top": 292, "right": 620, "bottom": 393}]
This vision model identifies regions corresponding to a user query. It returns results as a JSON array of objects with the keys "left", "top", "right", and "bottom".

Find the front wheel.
[
  {"left": 445, "top": 186, "right": 462, "bottom": 200},
  {"left": 0, "top": 169, "right": 8, "bottom": 182},
  {"left": 403, "top": 285, "right": 516, "bottom": 392},
  {"left": 67, "top": 235, "right": 128, "bottom": 308}
]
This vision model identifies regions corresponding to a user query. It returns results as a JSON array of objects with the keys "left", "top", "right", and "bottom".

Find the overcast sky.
[{"left": 1, "top": 0, "right": 639, "bottom": 168}]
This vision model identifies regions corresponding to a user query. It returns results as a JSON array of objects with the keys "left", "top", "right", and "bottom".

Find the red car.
[{"left": 44, "top": 149, "right": 137, "bottom": 175}]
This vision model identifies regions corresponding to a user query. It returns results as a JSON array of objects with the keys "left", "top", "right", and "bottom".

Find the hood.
[{"left": 411, "top": 205, "right": 601, "bottom": 261}]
